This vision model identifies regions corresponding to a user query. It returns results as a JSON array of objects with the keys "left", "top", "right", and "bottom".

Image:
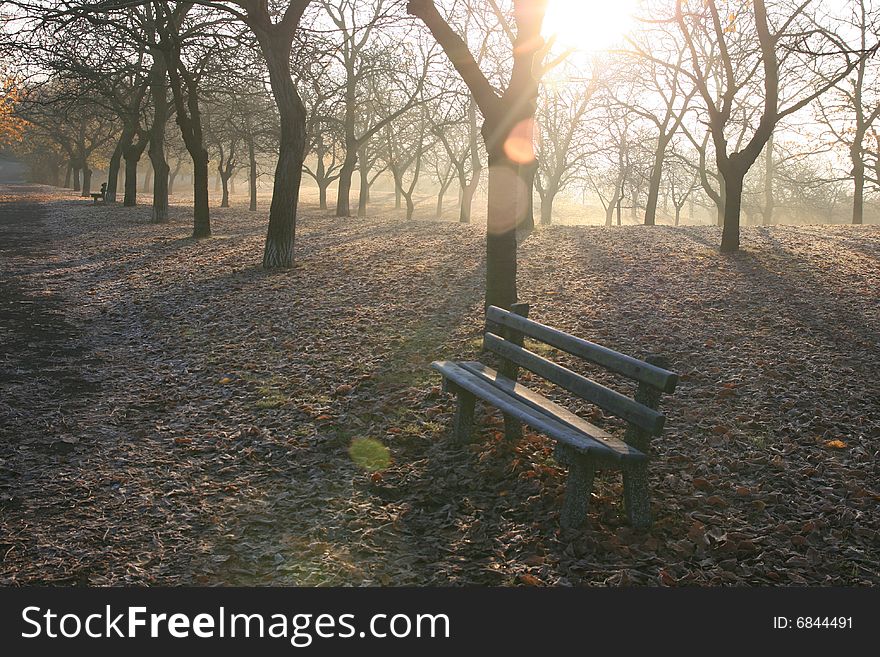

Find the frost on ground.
[{"left": 1, "top": 187, "right": 878, "bottom": 586}]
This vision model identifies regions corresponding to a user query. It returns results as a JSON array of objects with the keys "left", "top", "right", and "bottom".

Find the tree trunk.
[
  {"left": 716, "top": 175, "right": 726, "bottom": 227},
  {"left": 518, "top": 162, "right": 536, "bottom": 232},
  {"left": 64, "top": 164, "right": 72, "bottom": 188},
  {"left": 460, "top": 170, "right": 479, "bottom": 223},
  {"left": 435, "top": 187, "right": 445, "bottom": 217},
  {"left": 248, "top": 136, "right": 257, "bottom": 211},
  {"left": 643, "top": 139, "right": 666, "bottom": 226},
  {"left": 72, "top": 166, "right": 81, "bottom": 192},
  {"left": 48, "top": 161, "right": 61, "bottom": 186},
  {"left": 335, "top": 151, "right": 356, "bottom": 217},
  {"left": 192, "top": 150, "right": 210, "bottom": 238},
  {"left": 540, "top": 191, "right": 554, "bottom": 225},
  {"left": 358, "top": 160, "right": 370, "bottom": 217},
  {"left": 143, "top": 166, "right": 153, "bottom": 193},
  {"left": 674, "top": 205, "right": 681, "bottom": 226},
  {"left": 404, "top": 192, "right": 415, "bottom": 220},
  {"left": 106, "top": 132, "right": 130, "bottom": 204},
  {"left": 318, "top": 182, "right": 328, "bottom": 210},
  {"left": 123, "top": 148, "right": 140, "bottom": 206},
  {"left": 147, "top": 49, "right": 170, "bottom": 223},
  {"left": 260, "top": 34, "right": 306, "bottom": 268},
  {"left": 436, "top": 178, "right": 454, "bottom": 218},
  {"left": 720, "top": 169, "right": 744, "bottom": 253},
  {"left": 762, "top": 133, "right": 774, "bottom": 226},
  {"left": 484, "top": 149, "right": 519, "bottom": 310},
  {"left": 149, "top": 150, "right": 169, "bottom": 222},
  {"left": 852, "top": 150, "right": 864, "bottom": 225},
  {"left": 168, "top": 163, "right": 181, "bottom": 196},
  {"left": 220, "top": 172, "right": 230, "bottom": 208},
  {"left": 80, "top": 165, "right": 92, "bottom": 197}
]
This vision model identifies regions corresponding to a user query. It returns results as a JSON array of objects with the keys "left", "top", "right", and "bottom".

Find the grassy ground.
[{"left": 1, "top": 185, "right": 878, "bottom": 586}]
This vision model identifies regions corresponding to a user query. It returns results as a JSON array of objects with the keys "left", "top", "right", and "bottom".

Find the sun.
[{"left": 542, "top": 0, "right": 638, "bottom": 52}]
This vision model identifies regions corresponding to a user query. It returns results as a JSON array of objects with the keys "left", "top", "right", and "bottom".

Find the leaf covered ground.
[{"left": 1, "top": 186, "right": 878, "bottom": 586}]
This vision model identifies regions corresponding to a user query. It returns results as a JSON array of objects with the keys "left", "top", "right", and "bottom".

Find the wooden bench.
[
  {"left": 89, "top": 183, "right": 107, "bottom": 204},
  {"left": 431, "top": 304, "right": 678, "bottom": 529}
]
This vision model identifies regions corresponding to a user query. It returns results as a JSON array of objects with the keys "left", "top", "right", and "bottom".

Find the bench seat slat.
[
  {"left": 458, "top": 361, "right": 614, "bottom": 441},
  {"left": 486, "top": 305, "right": 678, "bottom": 393},
  {"left": 431, "top": 360, "right": 646, "bottom": 463},
  {"left": 483, "top": 333, "right": 666, "bottom": 435}
]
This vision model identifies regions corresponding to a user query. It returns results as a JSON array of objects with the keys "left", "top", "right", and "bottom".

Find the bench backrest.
[{"left": 484, "top": 305, "right": 678, "bottom": 436}]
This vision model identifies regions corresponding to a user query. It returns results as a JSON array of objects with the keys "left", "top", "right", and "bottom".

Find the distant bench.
[
  {"left": 89, "top": 183, "right": 107, "bottom": 204},
  {"left": 431, "top": 305, "right": 678, "bottom": 529}
]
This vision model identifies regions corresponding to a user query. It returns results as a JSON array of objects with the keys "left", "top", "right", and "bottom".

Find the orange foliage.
[{"left": 0, "top": 77, "right": 27, "bottom": 147}]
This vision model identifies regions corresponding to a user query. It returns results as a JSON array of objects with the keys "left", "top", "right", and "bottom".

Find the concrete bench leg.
[
  {"left": 623, "top": 461, "right": 652, "bottom": 528},
  {"left": 452, "top": 389, "right": 476, "bottom": 444},
  {"left": 560, "top": 449, "right": 596, "bottom": 529}
]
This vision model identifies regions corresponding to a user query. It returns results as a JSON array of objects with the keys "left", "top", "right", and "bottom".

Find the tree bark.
[
  {"left": 220, "top": 170, "right": 230, "bottom": 207},
  {"left": 192, "top": 150, "right": 210, "bottom": 237},
  {"left": 540, "top": 190, "right": 554, "bottom": 225},
  {"left": 460, "top": 170, "right": 479, "bottom": 223},
  {"left": 852, "top": 148, "right": 865, "bottom": 225},
  {"left": 643, "top": 138, "right": 667, "bottom": 225},
  {"left": 168, "top": 162, "right": 181, "bottom": 196},
  {"left": 435, "top": 187, "right": 445, "bottom": 217},
  {"left": 106, "top": 131, "right": 130, "bottom": 204},
  {"left": 720, "top": 169, "right": 744, "bottom": 253},
  {"left": 147, "top": 48, "right": 170, "bottom": 223},
  {"left": 123, "top": 143, "right": 144, "bottom": 207},
  {"left": 72, "top": 166, "right": 81, "bottom": 192},
  {"left": 404, "top": 192, "right": 415, "bottom": 220},
  {"left": 762, "top": 133, "right": 774, "bottom": 225},
  {"left": 248, "top": 136, "right": 257, "bottom": 212},
  {"left": 148, "top": 149, "right": 169, "bottom": 222},
  {"left": 335, "top": 151, "right": 356, "bottom": 217},
  {"left": 358, "top": 158, "right": 370, "bottom": 217},
  {"left": 80, "top": 165, "right": 92, "bottom": 197},
  {"left": 484, "top": 148, "right": 519, "bottom": 310},
  {"left": 260, "top": 33, "right": 306, "bottom": 268},
  {"left": 517, "top": 161, "right": 536, "bottom": 232},
  {"left": 716, "top": 175, "right": 726, "bottom": 226}
]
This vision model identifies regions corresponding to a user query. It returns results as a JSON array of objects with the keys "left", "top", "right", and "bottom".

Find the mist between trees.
[{"left": 3, "top": 0, "right": 879, "bottom": 307}]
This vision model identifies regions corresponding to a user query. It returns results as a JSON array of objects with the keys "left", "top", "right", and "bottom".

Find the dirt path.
[
  {"left": 0, "top": 186, "right": 103, "bottom": 582},
  {"left": 0, "top": 188, "right": 224, "bottom": 584}
]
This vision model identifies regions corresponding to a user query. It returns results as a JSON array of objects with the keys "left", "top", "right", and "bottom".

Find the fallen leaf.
[{"left": 519, "top": 573, "right": 543, "bottom": 586}]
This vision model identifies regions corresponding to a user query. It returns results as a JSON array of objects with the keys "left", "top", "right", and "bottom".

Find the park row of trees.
[{"left": 3, "top": 0, "right": 879, "bottom": 308}]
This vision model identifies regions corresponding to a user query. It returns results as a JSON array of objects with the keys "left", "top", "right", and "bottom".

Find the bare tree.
[
  {"left": 407, "top": 0, "right": 551, "bottom": 309},
  {"left": 815, "top": 0, "right": 880, "bottom": 224},
  {"left": 676, "top": 0, "right": 861, "bottom": 252},
  {"left": 321, "top": 0, "right": 434, "bottom": 217},
  {"left": 535, "top": 66, "right": 598, "bottom": 225},
  {"left": 627, "top": 24, "right": 696, "bottom": 225}
]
